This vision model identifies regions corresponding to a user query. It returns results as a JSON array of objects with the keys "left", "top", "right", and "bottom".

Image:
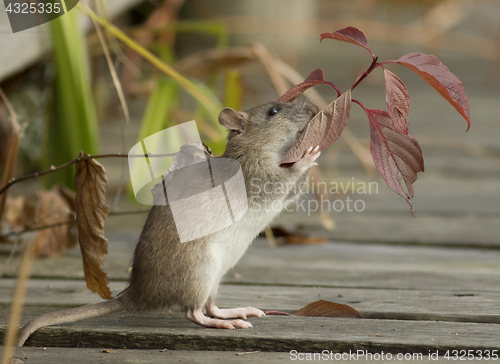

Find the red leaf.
[
  {"left": 384, "top": 69, "right": 410, "bottom": 134},
  {"left": 293, "top": 300, "right": 361, "bottom": 319},
  {"left": 396, "top": 53, "right": 471, "bottom": 131},
  {"left": 279, "top": 69, "right": 329, "bottom": 102},
  {"left": 367, "top": 109, "right": 424, "bottom": 215},
  {"left": 281, "top": 91, "right": 351, "bottom": 164},
  {"left": 321, "top": 27, "right": 370, "bottom": 53}
]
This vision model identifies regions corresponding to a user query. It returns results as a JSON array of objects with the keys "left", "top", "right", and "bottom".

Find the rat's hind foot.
[
  {"left": 186, "top": 308, "right": 252, "bottom": 329},
  {"left": 205, "top": 298, "right": 265, "bottom": 320}
]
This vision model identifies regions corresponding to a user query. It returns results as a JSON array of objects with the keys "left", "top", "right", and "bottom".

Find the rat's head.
[{"left": 219, "top": 101, "right": 318, "bottom": 163}]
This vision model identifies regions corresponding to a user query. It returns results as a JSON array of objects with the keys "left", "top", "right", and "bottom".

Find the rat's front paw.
[{"left": 294, "top": 146, "right": 321, "bottom": 173}]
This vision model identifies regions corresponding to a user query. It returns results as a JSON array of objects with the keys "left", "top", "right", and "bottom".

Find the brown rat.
[{"left": 16, "top": 100, "right": 320, "bottom": 346}]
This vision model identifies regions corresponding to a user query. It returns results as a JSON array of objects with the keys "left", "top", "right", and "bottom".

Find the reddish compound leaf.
[
  {"left": 321, "top": 27, "right": 371, "bottom": 53},
  {"left": 279, "top": 69, "right": 333, "bottom": 102},
  {"left": 384, "top": 69, "right": 410, "bottom": 134},
  {"left": 367, "top": 109, "right": 424, "bottom": 215},
  {"left": 293, "top": 300, "right": 362, "bottom": 319},
  {"left": 281, "top": 90, "right": 351, "bottom": 164},
  {"left": 396, "top": 53, "right": 471, "bottom": 131}
]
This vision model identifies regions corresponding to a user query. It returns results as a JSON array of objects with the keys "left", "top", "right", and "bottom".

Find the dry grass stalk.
[{"left": 1, "top": 241, "right": 36, "bottom": 362}]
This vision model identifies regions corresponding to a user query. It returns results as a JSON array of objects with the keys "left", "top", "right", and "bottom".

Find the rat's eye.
[{"left": 267, "top": 107, "right": 280, "bottom": 117}]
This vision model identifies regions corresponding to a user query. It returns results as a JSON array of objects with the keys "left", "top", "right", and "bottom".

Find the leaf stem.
[
  {"left": 377, "top": 60, "right": 398, "bottom": 66},
  {"left": 352, "top": 98, "right": 370, "bottom": 116},
  {"left": 350, "top": 56, "right": 379, "bottom": 91},
  {"left": 326, "top": 81, "right": 341, "bottom": 98},
  {"left": 368, "top": 48, "right": 377, "bottom": 62}
]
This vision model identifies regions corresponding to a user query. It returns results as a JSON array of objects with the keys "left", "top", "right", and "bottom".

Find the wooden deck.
[{"left": 1, "top": 82, "right": 500, "bottom": 362}]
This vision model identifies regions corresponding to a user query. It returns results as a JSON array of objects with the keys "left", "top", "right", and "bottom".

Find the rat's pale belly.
[{"left": 208, "top": 202, "right": 282, "bottom": 281}]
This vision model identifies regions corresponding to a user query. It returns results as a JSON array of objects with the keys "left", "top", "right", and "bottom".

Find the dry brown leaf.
[
  {"left": 271, "top": 226, "right": 327, "bottom": 245},
  {"left": 3, "top": 186, "right": 76, "bottom": 257},
  {"left": 32, "top": 186, "right": 77, "bottom": 257},
  {"left": 4, "top": 195, "right": 32, "bottom": 230},
  {"left": 75, "top": 155, "right": 112, "bottom": 300},
  {"left": 293, "top": 300, "right": 362, "bottom": 318}
]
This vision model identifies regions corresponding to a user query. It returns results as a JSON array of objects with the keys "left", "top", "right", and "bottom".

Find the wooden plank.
[
  {"left": 2, "top": 238, "right": 500, "bottom": 291},
  {"left": 301, "top": 172, "right": 500, "bottom": 216},
  {"left": 1, "top": 306, "right": 500, "bottom": 352},
  {"left": 1, "top": 279, "right": 500, "bottom": 324},
  {"left": 275, "top": 212, "right": 500, "bottom": 248},
  {"left": 5, "top": 347, "right": 292, "bottom": 364},
  {"left": 5, "top": 347, "right": 493, "bottom": 364},
  {"left": 231, "top": 240, "right": 500, "bottom": 290}
]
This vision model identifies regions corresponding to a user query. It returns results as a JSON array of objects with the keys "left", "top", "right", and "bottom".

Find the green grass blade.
[{"left": 45, "top": 7, "right": 99, "bottom": 189}]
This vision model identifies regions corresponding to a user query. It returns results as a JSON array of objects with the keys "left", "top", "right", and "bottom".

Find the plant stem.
[
  {"left": 0, "top": 152, "right": 176, "bottom": 197},
  {"left": 352, "top": 98, "right": 370, "bottom": 115},
  {"left": 76, "top": 3, "right": 218, "bottom": 117},
  {"left": 350, "top": 57, "right": 379, "bottom": 91},
  {"left": 0, "top": 208, "right": 150, "bottom": 239},
  {"left": 326, "top": 81, "right": 341, "bottom": 98}
]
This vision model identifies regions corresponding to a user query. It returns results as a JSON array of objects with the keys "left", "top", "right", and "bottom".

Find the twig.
[
  {"left": 0, "top": 152, "right": 176, "bottom": 197},
  {"left": 0, "top": 219, "right": 76, "bottom": 239},
  {"left": 0, "top": 208, "right": 149, "bottom": 240}
]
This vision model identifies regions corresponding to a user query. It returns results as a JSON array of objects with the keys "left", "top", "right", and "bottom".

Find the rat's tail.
[{"left": 16, "top": 298, "right": 123, "bottom": 346}]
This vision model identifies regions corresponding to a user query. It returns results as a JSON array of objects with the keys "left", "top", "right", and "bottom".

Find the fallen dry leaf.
[
  {"left": 271, "top": 226, "right": 327, "bottom": 245},
  {"left": 4, "top": 195, "right": 32, "bottom": 230},
  {"left": 32, "top": 186, "right": 77, "bottom": 257},
  {"left": 74, "top": 155, "right": 112, "bottom": 300},
  {"left": 293, "top": 300, "right": 362, "bottom": 318},
  {"left": 3, "top": 186, "right": 77, "bottom": 257}
]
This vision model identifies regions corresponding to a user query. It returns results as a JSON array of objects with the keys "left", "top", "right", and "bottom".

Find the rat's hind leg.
[
  {"left": 186, "top": 307, "right": 253, "bottom": 329},
  {"left": 204, "top": 297, "right": 265, "bottom": 320}
]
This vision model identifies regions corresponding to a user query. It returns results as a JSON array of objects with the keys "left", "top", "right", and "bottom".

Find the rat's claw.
[
  {"left": 187, "top": 308, "right": 255, "bottom": 329},
  {"left": 310, "top": 146, "right": 321, "bottom": 161},
  {"left": 295, "top": 146, "right": 321, "bottom": 173}
]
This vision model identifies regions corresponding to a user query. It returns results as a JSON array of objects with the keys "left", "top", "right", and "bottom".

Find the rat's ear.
[{"left": 218, "top": 107, "right": 246, "bottom": 133}]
